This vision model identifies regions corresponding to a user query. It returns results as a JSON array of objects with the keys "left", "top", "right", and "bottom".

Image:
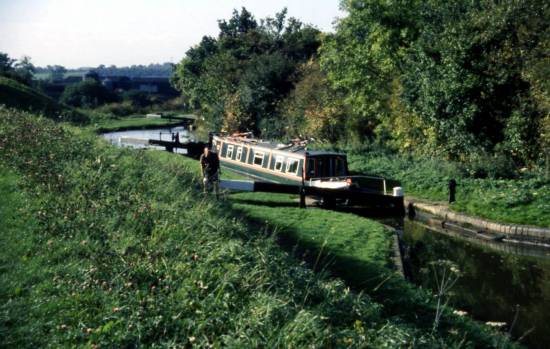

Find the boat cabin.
[{"left": 211, "top": 134, "right": 349, "bottom": 185}]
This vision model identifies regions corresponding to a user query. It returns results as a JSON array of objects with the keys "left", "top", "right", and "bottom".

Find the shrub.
[
  {"left": 122, "top": 90, "right": 152, "bottom": 108},
  {"left": 60, "top": 79, "right": 119, "bottom": 108},
  {"left": 94, "top": 101, "right": 137, "bottom": 117}
]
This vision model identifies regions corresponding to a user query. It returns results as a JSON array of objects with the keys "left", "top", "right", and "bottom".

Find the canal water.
[
  {"left": 402, "top": 218, "right": 550, "bottom": 348},
  {"left": 103, "top": 127, "right": 550, "bottom": 348},
  {"left": 102, "top": 126, "right": 195, "bottom": 152}
]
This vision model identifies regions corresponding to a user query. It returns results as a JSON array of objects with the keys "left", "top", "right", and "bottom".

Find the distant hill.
[{"left": 0, "top": 77, "right": 87, "bottom": 123}]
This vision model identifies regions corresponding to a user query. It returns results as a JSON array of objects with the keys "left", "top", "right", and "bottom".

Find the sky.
[{"left": 0, "top": 0, "right": 345, "bottom": 68}]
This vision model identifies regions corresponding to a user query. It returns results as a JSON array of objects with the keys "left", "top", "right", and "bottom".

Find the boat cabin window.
[
  {"left": 287, "top": 158, "right": 300, "bottom": 175},
  {"left": 236, "top": 147, "right": 242, "bottom": 161},
  {"left": 306, "top": 155, "right": 348, "bottom": 178},
  {"left": 306, "top": 158, "right": 316, "bottom": 178},
  {"left": 334, "top": 157, "right": 347, "bottom": 176},
  {"left": 226, "top": 145, "right": 234, "bottom": 159},
  {"left": 274, "top": 156, "right": 284, "bottom": 172},
  {"left": 317, "top": 158, "right": 326, "bottom": 177},
  {"left": 253, "top": 152, "right": 264, "bottom": 166}
]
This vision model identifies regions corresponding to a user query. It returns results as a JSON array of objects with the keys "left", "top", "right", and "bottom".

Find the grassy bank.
[
  {"left": 345, "top": 148, "right": 550, "bottom": 228},
  {"left": 0, "top": 76, "right": 86, "bottom": 122},
  {"left": 168, "top": 151, "right": 523, "bottom": 348},
  {"left": 177, "top": 155, "right": 396, "bottom": 286},
  {"left": 91, "top": 115, "right": 185, "bottom": 133},
  {"left": 0, "top": 107, "right": 520, "bottom": 347}
]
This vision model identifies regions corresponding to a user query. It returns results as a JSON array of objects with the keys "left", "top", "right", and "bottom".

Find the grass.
[
  {"left": 346, "top": 149, "right": 550, "bottom": 228},
  {"left": 231, "top": 192, "right": 394, "bottom": 284},
  {"left": 0, "top": 106, "right": 522, "bottom": 347},
  {"left": 34, "top": 71, "right": 87, "bottom": 80},
  {"left": 174, "top": 156, "right": 394, "bottom": 282},
  {"left": 171, "top": 149, "right": 524, "bottom": 348}
]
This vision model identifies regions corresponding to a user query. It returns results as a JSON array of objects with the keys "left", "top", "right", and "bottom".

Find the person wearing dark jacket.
[{"left": 199, "top": 146, "right": 220, "bottom": 196}]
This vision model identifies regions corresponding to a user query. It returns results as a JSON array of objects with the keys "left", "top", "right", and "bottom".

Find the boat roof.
[{"left": 213, "top": 135, "right": 346, "bottom": 157}]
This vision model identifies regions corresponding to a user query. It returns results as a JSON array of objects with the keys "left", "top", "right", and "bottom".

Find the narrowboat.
[
  {"left": 211, "top": 132, "right": 404, "bottom": 213},
  {"left": 211, "top": 133, "right": 357, "bottom": 190}
]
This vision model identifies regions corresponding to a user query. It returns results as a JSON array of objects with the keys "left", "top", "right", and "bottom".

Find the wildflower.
[
  {"left": 113, "top": 307, "right": 120, "bottom": 312},
  {"left": 485, "top": 321, "right": 506, "bottom": 328},
  {"left": 453, "top": 310, "right": 467, "bottom": 317},
  {"left": 189, "top": 336, "right": 196, "bottom": 343},
  {"left": 197, "top": 280, "right": 208, "bottom": 290}
]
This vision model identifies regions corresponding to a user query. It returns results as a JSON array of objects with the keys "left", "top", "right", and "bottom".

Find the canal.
[
  {"left": 102, "top": 125, "right": 194, "bottom": 150},
  {"left": 402, "top": 218, "right": 550, "bottom": 349},
  {"left": 103, "top": 127, "right": 550, "bottom": 348}
]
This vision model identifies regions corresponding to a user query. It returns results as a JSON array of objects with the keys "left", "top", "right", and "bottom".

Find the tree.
[
  {"left": 279, "top": 60, "right": 347, "bottom": 142},
  {"left": 0, "top": 52, "right": 35, "bottom": 85},
  {"left": 0, "top": 52, "right": 15, "bottom": 76},
  {"left": 60, "top": 79, "right": 118, "bottom": 108},
  {"left": 123, "top": 90, "right": 151, "bottom": 108},
  {"left": 320, "top": 0, "right": 422, "bottom": 143},
  {"left": 14, "top": 56, "right": 35, "bottom": 85},
  {"left": 401, "top": 0, "right": 547, "bottom": 162},
  {"left": 172, "top": 7, "right": 320, "bottom": 136},
  {"left": 48, "top": 65, "right": 67, "bottom": 81}
]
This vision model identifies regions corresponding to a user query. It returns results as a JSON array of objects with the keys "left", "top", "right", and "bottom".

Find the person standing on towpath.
[{"left": 199, "top": 146, "right": 220, "bottom": 197}]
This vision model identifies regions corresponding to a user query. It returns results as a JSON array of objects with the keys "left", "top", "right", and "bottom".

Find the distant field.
[{"left": 33, "top": 71, "right": 86, "bottom": 80}]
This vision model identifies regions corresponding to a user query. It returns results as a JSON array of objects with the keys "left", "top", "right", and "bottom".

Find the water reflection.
[{"left": 403, "top": 219, "right": 550, "bottom": 348}]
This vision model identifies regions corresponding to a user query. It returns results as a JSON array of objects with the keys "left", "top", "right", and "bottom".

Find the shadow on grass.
[
  {"left": 229, "top": 197, "right": 301, "bottom": 208},
  {"left": 230, "top": 197, "right": 405, "bottom": 220},
  {"left": 224, "top": 203, "right": 500, "bottom": 344}
]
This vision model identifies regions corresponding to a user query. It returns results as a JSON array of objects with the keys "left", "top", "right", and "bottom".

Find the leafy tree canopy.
[
  {"left": 60, "top": 78, "right": 118, "bottom": 108},
  {"left": 0, "top": 52, "right": 36, "bottom": 85},
  {"left": 172, "top": 7, "right": 321, "bottom": 135}
]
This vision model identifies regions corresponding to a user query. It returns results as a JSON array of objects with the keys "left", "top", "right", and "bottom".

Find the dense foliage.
[
  {"left": 174, "top": 2, "right": 549, "bottom": 169},
  {"left": 323, "top": 0, "right": 549, "bottom": 165},
  {"left": 60, "top": 78, "right": 119, "bottom": 108},
  {"left": 171, "top": 8, "right": 321, "bottom": 136},
  {"left": 343, "top": 144, "right": 550, "bottom": 227},
  {"left": 0, "top": 52, "right": 36, "bottom": 86}
]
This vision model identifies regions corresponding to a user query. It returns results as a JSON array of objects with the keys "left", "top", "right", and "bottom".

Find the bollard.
[
  {"left": 299, "top": 186, "right": 306, "bottom": 209},
  {"left": 392, "top": 187, "right": 404, "bottom": 197},
  {"left": 448, "top": 179, "right": 457, "bottom": 203},
  {"left": 407, "top": 203, "right": 416, "bottom": 219}
]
